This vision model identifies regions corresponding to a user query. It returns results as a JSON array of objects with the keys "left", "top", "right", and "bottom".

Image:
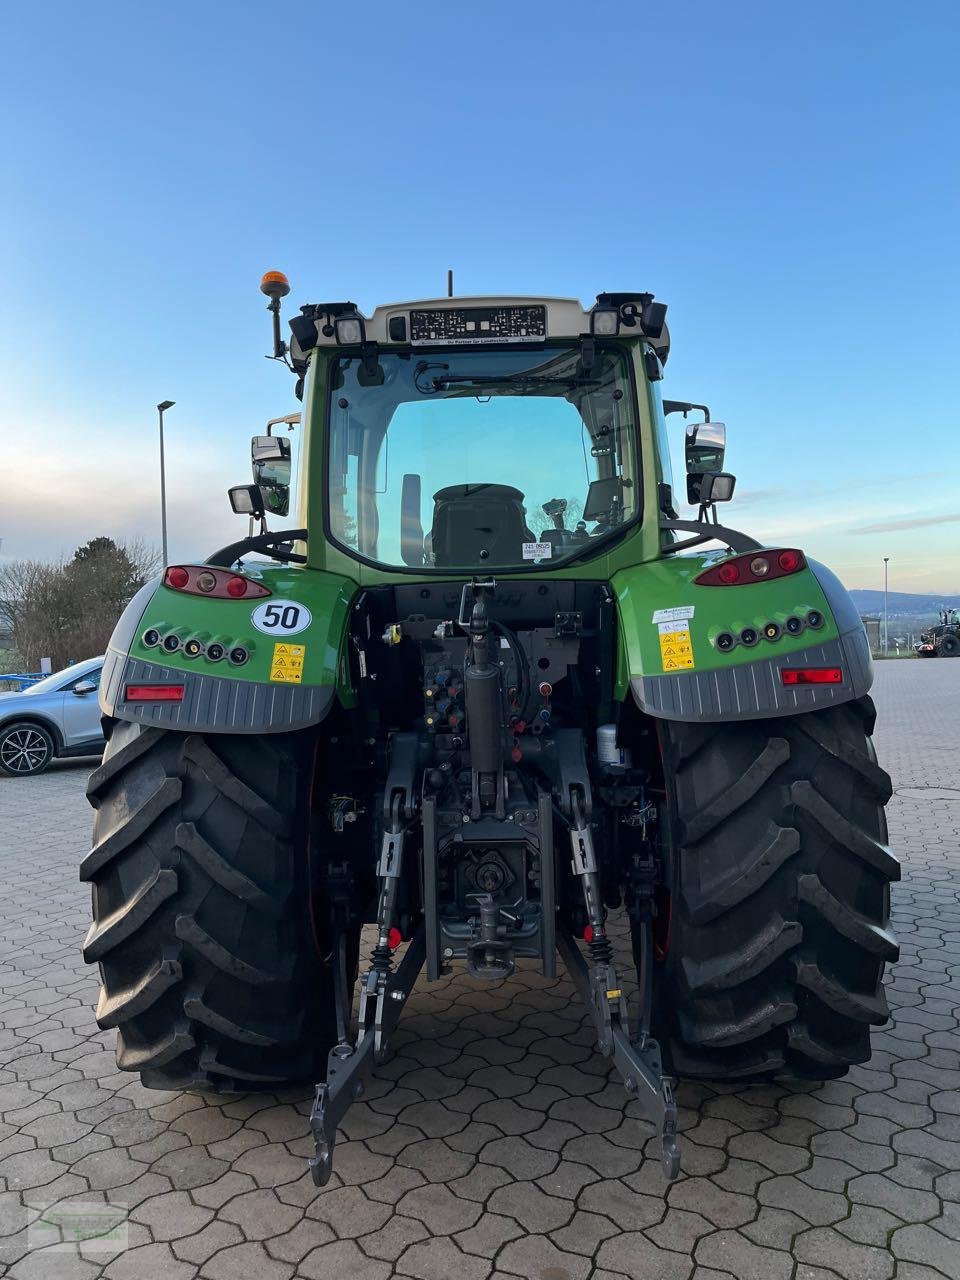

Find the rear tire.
[
  {"left": 83, "top": 719, "right": 351, "bottom": 1091},
  {"left": 650, "top": 697, "right": 898, "bottom": 1081},
  {"left": 936, "top": 634, "right": 959, "bottom": 656}
]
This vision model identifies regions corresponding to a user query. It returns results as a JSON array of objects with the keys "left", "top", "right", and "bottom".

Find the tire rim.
[{"left": 1, "top": 728, "right": 50, "bottom": 773}]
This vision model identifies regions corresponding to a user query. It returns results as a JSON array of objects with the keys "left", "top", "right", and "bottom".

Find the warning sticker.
[
  {"left": 270, "top": 641, "right": 305, "bottom": 684},
  {"left": 658, "top": 621, "right": 695, "bottom": 672},
  {"left": 522, "top": 541, "right": 552, "bottom": 560},
  {"left": 652, "top": 605, "right": 695, "bottom": 624}
]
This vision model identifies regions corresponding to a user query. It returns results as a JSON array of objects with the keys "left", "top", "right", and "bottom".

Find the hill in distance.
[{"left": 849, "top": 589, "right": 960, "bottom": 616}]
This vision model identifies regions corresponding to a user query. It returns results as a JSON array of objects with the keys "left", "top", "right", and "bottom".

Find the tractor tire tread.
[
  {"left": 653, "top": 697, "right": 897, "bottom": 1081},
  {"left": 85, "top": 719, "right": 335, "bottom": 1091}
]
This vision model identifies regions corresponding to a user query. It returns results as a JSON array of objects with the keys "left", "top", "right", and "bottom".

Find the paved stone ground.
[{"left": 1, "top": 662, "right": 958, "bottom": 1280}]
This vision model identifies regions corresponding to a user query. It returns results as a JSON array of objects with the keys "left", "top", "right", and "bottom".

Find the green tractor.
[
  {"left": 915, "top": 608, "right": 960, "bottom": 657},
  {"left": 83, "top": 276, "right": 898, "bottom": 1183}
]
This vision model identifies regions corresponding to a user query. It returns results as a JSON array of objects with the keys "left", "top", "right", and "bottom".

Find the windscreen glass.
[{"left": 327, "top": 344, "right": 639, "bottom": 571}]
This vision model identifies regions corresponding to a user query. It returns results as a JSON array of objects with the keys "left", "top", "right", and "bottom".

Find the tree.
[{"left": 0, "top": 538, "right": 161, "bottom": 670}]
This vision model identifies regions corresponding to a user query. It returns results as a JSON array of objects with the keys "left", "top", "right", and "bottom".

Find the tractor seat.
[{"left": 431, "top": 484, "right": 534, "bottom": 567}]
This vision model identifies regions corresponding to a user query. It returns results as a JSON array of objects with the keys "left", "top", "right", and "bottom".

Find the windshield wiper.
[{"left": 428, "top": 372, "right": 599, "bottom": 391}]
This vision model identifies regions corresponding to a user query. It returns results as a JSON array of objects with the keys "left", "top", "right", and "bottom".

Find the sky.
[{"left": 1, "top": 0, "right": 958, "bottom": 594}]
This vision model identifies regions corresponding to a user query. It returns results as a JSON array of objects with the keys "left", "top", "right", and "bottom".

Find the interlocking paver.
[
  {"left": 890, "top": 1223, "right": 960, "bottom": 1279},
  {"left": 1, "top": 663, "right": 958, "bottom": 1279}
]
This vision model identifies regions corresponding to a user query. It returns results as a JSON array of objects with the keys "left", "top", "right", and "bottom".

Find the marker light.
[
  {"left": 163, "top": 566, "right": 270, "bottom": 600},
  {"left": 125, "top": 684, "right": 185, "bottom": 702},
  {"left": 781, "top": 667, "right": 843, "bottom": 686},
  {"left": 694, "top": 549, "right": 806, "bottom": 586}
]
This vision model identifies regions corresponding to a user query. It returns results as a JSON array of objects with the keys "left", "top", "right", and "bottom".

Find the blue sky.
[{"left": 2, "top": 0, "right": 958, "bottom": 592}]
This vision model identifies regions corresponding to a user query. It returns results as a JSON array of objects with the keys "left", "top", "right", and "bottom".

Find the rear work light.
[
  {"left": 781, "top": 667, "right": 843, "bottom": 686},
  {"left": 695, "top": 549, "right": 806, "bottom": 586},
  {"left": 125, "top": 684, "right": 185, "bottom": 702},
  {"left": 163, "top": 566, "right": 270, "bottom": 599}
]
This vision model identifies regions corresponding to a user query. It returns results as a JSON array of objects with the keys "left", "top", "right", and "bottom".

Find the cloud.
[{"left": 846, "top": 513, "right": 960, "bottom": 535}]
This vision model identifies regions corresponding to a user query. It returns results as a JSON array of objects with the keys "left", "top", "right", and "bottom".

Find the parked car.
[{"left": 0, "top": 656, "right": 105, "bottom": 776}]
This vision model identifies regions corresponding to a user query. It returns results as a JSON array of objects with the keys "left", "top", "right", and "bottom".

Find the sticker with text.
[
  {"left": 522, "top": 541, "right": 552, "bottom": 560},
  {"left": 659, "top": 621, "right": 695, "bottom": 672},
  {"left": 251, "top": 600, "right": 313, "bottom": 636},
  {"left": 652, "top": 605, "right": 695, "bottom": 624},
  {"left": 270, "top": 642, "right": 305, "bottom": 684}
]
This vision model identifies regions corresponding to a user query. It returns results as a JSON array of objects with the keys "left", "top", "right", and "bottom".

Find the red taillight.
[
  {"left": 781, "top": 667, "right": 843, "bottom": 686},
  {"left": 125, "top": 683, "right": 185, "bottom": 702},
  {"left": 695, "top": 549, "right": 806, "bottom": 586},
  {"left": 163, "top": 566, "right": 270, "bottom": 599}
]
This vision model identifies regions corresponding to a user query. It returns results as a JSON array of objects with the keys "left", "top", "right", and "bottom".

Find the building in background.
[{"left": 861, "top": 615, "right": 882, "bottom": 656}]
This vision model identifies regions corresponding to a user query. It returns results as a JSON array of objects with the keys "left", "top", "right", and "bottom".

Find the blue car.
[{"left": 0, "top": 656, "right": 105, "bottom": 776}]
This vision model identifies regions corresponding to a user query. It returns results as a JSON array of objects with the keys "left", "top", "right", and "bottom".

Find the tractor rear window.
[{"left": 326, "top": 344, "right": 640, "bottom": 572}]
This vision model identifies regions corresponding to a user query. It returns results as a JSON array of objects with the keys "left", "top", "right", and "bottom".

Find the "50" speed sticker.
[{"left": 251, "top": 599, "right": 313, "bottom": 635}]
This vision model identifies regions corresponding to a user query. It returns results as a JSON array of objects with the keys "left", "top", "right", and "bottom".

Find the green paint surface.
[
  {"left": 613, "top": 555, "right": 838, "bottom": 679},
  {"left": 129, "top": 565, "right": 359, "bottom": 693}
]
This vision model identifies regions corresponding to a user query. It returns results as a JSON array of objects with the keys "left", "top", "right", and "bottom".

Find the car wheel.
[{"left": 0, "top": 722, "right": 56, "bottom": 776}]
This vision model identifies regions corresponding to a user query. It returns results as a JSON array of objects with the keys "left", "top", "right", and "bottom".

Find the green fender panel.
[
  {"left": 99, "top": 564, "right": 359, "bottom": 734},
  {"left": 613, "top": 553, "right": 873, "bottom": 722}
]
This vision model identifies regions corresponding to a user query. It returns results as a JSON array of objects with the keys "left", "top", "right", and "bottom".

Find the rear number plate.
[{"left": 409, "top": 305, "right": 546, "bottom": 346}]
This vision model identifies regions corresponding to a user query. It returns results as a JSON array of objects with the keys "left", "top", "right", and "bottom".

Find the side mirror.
[
  {"left": 229, "top": 484, "right": 265, "bottom": 517},
  {"left": 687, "top": 471, "right": 736, "bottom": 504},
  {"left": 251, "top": 435, "right": 291, "bottom": 517},
  {"left": 73, "top": 680, "right": 96, "bottom": 696},
  {"left": 251, "top": 435, "right": 290, "bottom": 463},
  {"left": 685, "top": 421, "right": 726, "bottom": 474}
]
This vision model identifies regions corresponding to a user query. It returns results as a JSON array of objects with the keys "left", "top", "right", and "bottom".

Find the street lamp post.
[
  {"left": 157, "top": 401, "right": 175, "bottom": 566},
  {"left": 883, "top": 557, "right": 890, "bottom": 655}
]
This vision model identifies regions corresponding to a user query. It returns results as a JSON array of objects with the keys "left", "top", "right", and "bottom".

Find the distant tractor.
[{"left": 915, "top": 608, "right": 960, "bottom": 657}]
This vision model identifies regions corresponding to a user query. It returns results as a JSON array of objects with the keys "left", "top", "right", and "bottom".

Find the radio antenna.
[{"left": 447, "top": 269, "right": 454, "bottom": 298}]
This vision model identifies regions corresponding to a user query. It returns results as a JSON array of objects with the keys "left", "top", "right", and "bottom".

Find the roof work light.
[{"left": 334, "top": 314, "right": 365, "bottom": 345}]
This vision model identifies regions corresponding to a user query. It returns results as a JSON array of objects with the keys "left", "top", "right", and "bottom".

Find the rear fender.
[
  {"left": 99, "top": 566, "right": 358, "bottom": 734},
  {"left": 614, "top": 553, "right": 872, "bottom": 722}
]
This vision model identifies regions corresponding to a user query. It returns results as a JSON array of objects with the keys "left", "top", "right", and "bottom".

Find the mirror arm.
[
  {"left": 664, "top": 399, "right": 711, "bottom": 420},
  {"left": 659, "top": 519, "right": 762, "bottom": 554},
  {"left": 206, "top": 529, "right": 309, "bottom": 568}
]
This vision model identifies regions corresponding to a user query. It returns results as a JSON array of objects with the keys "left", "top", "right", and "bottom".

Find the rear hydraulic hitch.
[
  {"left": 309, "top": 926, "right": 426, "bottom": 1186},
  {"left": 565, "top": 789, "right": 680, "bottom": 1180}
]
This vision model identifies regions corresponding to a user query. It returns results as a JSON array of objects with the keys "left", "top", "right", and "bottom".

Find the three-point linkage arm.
[{"left": 557, "top": 767, "right": 680, "bottom": 1180}]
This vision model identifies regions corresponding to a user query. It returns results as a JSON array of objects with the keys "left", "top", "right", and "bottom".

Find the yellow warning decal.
[
  {"left": 658, "top": 620, "right": 695, "bottom": 672},
  {"left": 270, "top": 642, "right": 305, "bottom": 684}
]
